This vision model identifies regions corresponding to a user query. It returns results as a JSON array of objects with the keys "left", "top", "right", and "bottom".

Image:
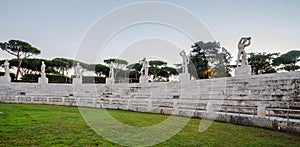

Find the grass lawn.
[{"left": 0, "top": 103, "right": 299, "bottom": 146}]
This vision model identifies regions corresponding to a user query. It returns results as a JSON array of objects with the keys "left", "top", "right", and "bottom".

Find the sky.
[{"left": 0, "top": 0, "right": 299, "bottom": 65}]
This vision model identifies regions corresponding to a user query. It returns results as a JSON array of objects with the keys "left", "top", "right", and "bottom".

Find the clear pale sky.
[{"left": 0, "top": 0, "right": 299, "bottom": 65}]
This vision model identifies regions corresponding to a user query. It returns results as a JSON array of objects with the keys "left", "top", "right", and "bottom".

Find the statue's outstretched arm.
[
  {"left": 244, "top": 39, "right": 251, "bottom": 47},
  {"left": 238, "top": 38, "right": 243, "bottom": 44},
  {"left": 179, "top": 50, "right": 185, "bottom": 56}
]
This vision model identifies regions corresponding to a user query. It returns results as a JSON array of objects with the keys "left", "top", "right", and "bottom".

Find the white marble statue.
[
  {"left": 179, "top": 50, "right": 189, "bottom": 74},
  {"left": 237, "top": 37, "right": 251, "bottom": 66},
  {"left": 38, "top": 61, "right": 48, "bottom": 84},
  {"left": 41, "top": 61, "right": 46, "bottom": 78},
  {"left": 109, "top": 63, "right": 114, "bottom": 79},
  {"left": 74, "top": 62, "right": 83, "bottom": 78},
  {"left": 4, "top": 59, "right": 10, "bottom": 77},
  {"left": 140, "top": 57, "right": 148, "bottom": 76}
]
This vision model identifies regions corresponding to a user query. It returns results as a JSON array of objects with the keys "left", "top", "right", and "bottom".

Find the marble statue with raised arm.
[
  {"left": 237, "top": 37, "right": 251, "bottom": 66},
  {"left": 180, "top": 50, "right": 189, "bottom": 74},
  {"left": 140, "top": 57, "right": 149, "bottom": 76}
]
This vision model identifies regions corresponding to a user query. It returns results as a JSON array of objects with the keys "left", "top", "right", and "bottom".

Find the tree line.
[{"left": 1, "top": 39, "right": 299, "bottom": 83}]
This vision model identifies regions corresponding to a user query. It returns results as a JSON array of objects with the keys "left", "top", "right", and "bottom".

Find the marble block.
[
  {"left": 72, "top": 78, "right": 82, "bottom": 84},
  {"left": 206, "top": 102, "right": 214, "bottom": 113},
  {"left": 106, "top": 78, "right": 115, "bottom": 85},
  {"left": 179, "top": 73, "right": 190, "bottom": 81},
  {"left": 139, "top": 75, "right": 149, "bottom": 84},
  {"left": 234, "top": 65, "right": 251, "bottom": 77},
  {"left": 0, "top": 76, "right": 11, "bottom": 84},
  {"left": 38, "top": 77, "right": 48, "bottom": 84},
  {"left": 257, "top": 105, "right": 266, "bottom": 118}
]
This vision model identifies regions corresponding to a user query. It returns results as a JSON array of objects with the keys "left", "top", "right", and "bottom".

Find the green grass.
[{"left": 0, "top": 103, "right": 299, "bottom": 146}]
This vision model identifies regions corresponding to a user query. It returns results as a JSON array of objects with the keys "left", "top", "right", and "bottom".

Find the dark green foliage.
[
  {"left": 104, "top": 58, "right": 128, "bottom": 65},
  {"left": 21, "top": 74, "right": 71, "bottom": 83},
  {"left": 127, "top": 63, "right": 142, "bottom": 80},
  {"left": 4, "top": 59, "right": 18, "bottom": 68},
  {"left": 273, "top": 50, "right": 300, "bottom": 71},
  {"left": 21, "top": 74, "right": 39, "bottom": 82},
  {"left": 104, "top": 58, "right": 129, "bottom": 80},
  {"left": 157, "top": 66, "right": 178, "bottom": 81},
  {"left": 149, "top": 60, "right": 167, "bottom": 80},
  {"left": 190, "top": 41, "right": 231, "bottom": 79},
  {"left": 48, "top": 74, "right": 71, "bottom": 83},
  {"left": 213, "top": 47, "right": 232, "bottom": 77},
  {"left": 248, "top": 52, "right": 279, "bottom": 75},
  {"left": 50, "top": 58, "right": 84, "bottom": 68},
  {"left": 0, "top": 40, "right": 40, "bottom": 55},
  {"left": 149, "top": 60, "right": 167, "bottom": 67},
  {"left": 82, "top": 76, "right": 106, "bottom": 83},
  {"left": 282, "top": 65, "right": 300, "bottom": 71},
  {"left": 48, "top": 58, "right": 75, "bottom": 75},
  {"left": 127, "top": 63, "right": 142, "bottom": 71},
  {"left": 148, "top": 60, "right": 177, "bottom": 81},
  {"left": 149, "top": 66, "right": 160, "bottom": 78},
  {"left": 89, "top": 64, "right": 109, "bottom": 77},
  {"left": 128, "top": 69, "right": 140, "bottom": 80},
  {"left": 0, "top": 40, "right": 41, "bottom": 80}
]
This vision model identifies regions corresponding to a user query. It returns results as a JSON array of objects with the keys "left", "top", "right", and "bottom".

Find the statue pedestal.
[
  {"left": 72, "top": 77, "right": 82, "bottom": 84},
  {"left": 234, "top": 65, "right": 251, "bottom": 77},
  {"left": 0, "top": 76, "right": 11, "bottom": 84},
  {"left": 139, "top": 75, "right": 149, "bottom": 84},
  {"left": 106, "top": 78, "right": 115, "bottom": 85},
  {"left": 179, "top": 73, "right": 190, "bottom": 81},
  {"left": 257, "top": 104, "right": 266, "bottom": 118},
  {"left": 38, "top": 77, "right": 48, "bottom": 84}
]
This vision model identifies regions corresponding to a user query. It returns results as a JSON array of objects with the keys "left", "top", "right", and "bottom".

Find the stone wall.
[{"left": 1, "top": 71, "right": 300, "bottom": 133}]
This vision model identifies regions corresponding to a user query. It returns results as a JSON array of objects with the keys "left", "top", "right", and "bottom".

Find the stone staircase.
[{"left": 1, "top": 71, "right": 300, "bottom": 133}]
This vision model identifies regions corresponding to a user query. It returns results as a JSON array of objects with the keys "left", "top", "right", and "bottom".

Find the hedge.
[{"left": 21, "top": 74, "right": 71, "bottom": 83}]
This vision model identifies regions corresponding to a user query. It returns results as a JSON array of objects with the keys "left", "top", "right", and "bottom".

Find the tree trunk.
[{"left": 16, "top": 58, "right": 22, "bottom": 80}]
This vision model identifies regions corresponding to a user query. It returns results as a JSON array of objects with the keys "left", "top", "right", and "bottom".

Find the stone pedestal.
[
  {"left": 203, "top": 102, "right": 217, "bottom": 120},
  {"left": 257, "top": 105, "right": 266, "bottom": 118},
  {"left": 206, "top": 102, "right": 214, "bottom": 112},
  {"left": 234, "top": 65, "right": 251, "bottom": 77},
  {"left": 0, "top": 76, "right": 11, "bottom": 84},
  {"left": 72, "top": 77, "right": 82, "bottom": 84},
  {"left": 38, "top": 77, "right": 48, "bottom": 84},
  {"left": 179, "top": 73, "right": 190, "bottom": 81},
  {"left": 106, "top": 78, "right": 115, "bottom": 85},
  {"left": 139, "top": 75, "right": 149, "bottom": 84}
]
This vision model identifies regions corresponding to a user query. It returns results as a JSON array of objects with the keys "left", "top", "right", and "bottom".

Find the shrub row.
[{"left": 2, "top": 73, "right": 140, "bottom": 83}]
